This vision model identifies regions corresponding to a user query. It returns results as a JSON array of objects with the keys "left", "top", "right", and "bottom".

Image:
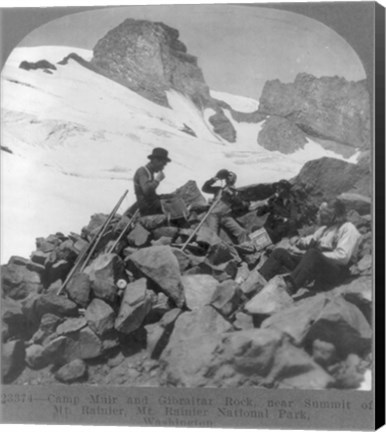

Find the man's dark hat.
[{"left": 148, "top": 147, "right": 171, "bottom": 162}]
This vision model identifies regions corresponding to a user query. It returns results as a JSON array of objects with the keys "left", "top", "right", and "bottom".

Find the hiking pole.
[
  {"left": 181, "top": 189, "right": 223, "bottom": 252},
  {"left": 57, "top": 189, "right": 128, "bottom": 295},
  {"left": 107, "top": 208, "right": 140, "bottom": 254},
  {"left": 79, "top": 189, "right": 129, "bottom": 272}
]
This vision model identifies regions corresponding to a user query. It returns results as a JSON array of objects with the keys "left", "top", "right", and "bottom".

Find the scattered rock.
[
  {"left": 115, "top": 278, "right": 153, "bottom": 334},
  {"left": 85, "top": 299, "right": 115, "bottom": 336},
  {"left": 181, "top": 274, "right": 218, "bottom": 310},
  {"left": 126, "top": 224, "right": 150, "bottom": 247},
  {"left": 56, "top": 317, "right": 87, "bottom": 335},
  {"left": 2, "top": 340, "right": 25, "bottom": 382},
  {"left": 36, "top": 293, "right": 78, "bottom": 318},
  {"left": 210, "top": 280, "right": 242, "bottom": 317},
  {"left": 127, "top": 246, "right": 185, "bottom": 307},
  {"left": 244, "top": 276, "right": 294, "bottom": 315},
  {"left": 66, "top": 272, "right": 91, "bottom": 307},
  {"left": 55, "top": 359, "right": 87, "bottom": 383}
]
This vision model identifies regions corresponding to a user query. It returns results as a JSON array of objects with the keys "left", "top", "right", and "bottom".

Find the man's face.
[
  {"left": 317, "top": 207, "right": 333, "bottom": 225},
  {"left": 152, "top": 158, "right": 168, "bottom": 171}
]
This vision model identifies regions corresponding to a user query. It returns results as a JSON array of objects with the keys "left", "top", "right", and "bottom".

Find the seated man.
[
  {"left": 133, "top": 147, "right": 171, "bottom": 216},
  {"left": 256, "top": 179, "right": 300, "bottom": 243},
  {"left": 202, "top": 169, "right": 249, "bottom": 244},
  {"left": 258, "top": 199, "right": 362, "bottom": 294}
]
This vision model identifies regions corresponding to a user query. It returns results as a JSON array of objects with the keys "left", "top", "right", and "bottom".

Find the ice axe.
[{"left": 107, "top": 208, "right": 140, "bottom": 254}]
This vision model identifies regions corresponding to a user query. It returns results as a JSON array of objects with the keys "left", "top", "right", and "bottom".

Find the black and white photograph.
[{"left": 0, "top": 2, "right": 383, "bottom": 430}]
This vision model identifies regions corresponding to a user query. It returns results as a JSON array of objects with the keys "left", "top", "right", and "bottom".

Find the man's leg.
[
  {"left": 290, "top": 248, "right": 345, "bottom": 290},
  {"left": 204, "top": 213, "right": 220, "bottom": 235},
  {"left": 259, "top": 247, "right": 301, "bottom": 281},
  {"left": 221, "top": 215, "right": 248, "bottom": 244}
]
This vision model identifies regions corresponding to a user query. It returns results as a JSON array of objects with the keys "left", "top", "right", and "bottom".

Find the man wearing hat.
[
  {"left": 201, "top": 169, "right": 249, "bottom": 244},
  {"left": 133, "top": 147, "right": 171, "bottom": 216},
  {"left": 257, "top": 199, "right": 362, "bottom": 294}
]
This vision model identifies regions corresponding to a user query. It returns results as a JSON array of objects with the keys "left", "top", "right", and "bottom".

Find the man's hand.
[{"left": 155, "top": 171, "right": 165, "bottom": 182}]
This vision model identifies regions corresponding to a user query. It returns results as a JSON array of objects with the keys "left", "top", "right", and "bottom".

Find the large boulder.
[
  {"left": 55, "top": 359, "right": 87, "bottom": 383},
  {"left": 35, "top": 293, "right": 78, "bottom": 318},
  {"left": 173, "top": 180, "right": 207, "bottom": 209},
  {"left": 1, "top": 259, "right": 42, "bottom": 299},
  {"left": 66, "top": 272, "right": 91, "bottom": 308},
  {"left": 292, "top": 157, "right": 370, "bottom": 204},
  {"left": 2, "top": 339, "right": 25, "bottom": 382},
  {"left": 210, "top": 280, "right": 243, "bottom": 317},
  {"left": 244, "top": 276, "right": 294, "bottom": 315},
  {"left": 85, "top": 299, "right": 115, "bottom": 336},
  {"left": 127, "top": 246, "right": 185, "bottom": 307},
  {"left": 114, "top": 278, "right": 154, "bottom": 334},
  {"left": 85, "top": 253, "right": 125, "bottom": 302},
  {"left": 160, "top": 306, "right": 232, "bottom": 387},
  {"left": 181, "top": 274, "right": 218, "bottom": 310}
]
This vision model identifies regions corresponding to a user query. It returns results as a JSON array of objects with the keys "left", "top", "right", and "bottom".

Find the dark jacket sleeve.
[
  {"left": 202, "top": 178, "right": 221, "bottom": 195},
  {"left": 136, "top": 167, "right": 159, "bottom": 196}
]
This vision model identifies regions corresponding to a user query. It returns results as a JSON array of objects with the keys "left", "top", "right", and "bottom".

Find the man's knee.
[{"left": 271, "top": 247, "right": 290, "bottom": 260}]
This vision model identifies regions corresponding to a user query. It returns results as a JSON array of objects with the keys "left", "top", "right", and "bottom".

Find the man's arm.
[{"left": 202, "top": 177, "right": 221, "bottom": 195}]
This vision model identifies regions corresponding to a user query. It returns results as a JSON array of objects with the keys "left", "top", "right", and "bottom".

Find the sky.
[{"left": 18, "top": 4, "right": 366, "bottom": 99}]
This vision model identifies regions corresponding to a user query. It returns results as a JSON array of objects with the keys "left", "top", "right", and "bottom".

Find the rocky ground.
[{"left": 1, "top": 158, "right": 372, "bottom": 389}]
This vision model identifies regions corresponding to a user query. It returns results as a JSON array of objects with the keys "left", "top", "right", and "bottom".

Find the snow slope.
[{"left": 1, "top": 46, "right": 357, "bottom": 262}]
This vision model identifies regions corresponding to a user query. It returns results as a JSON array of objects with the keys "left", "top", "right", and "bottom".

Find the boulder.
[
  {"left": 210, "top": 280, "right": 243, "bottom": 317},
  {"left": 173, "top": 180, "right": 207, "bottom": 209},
  {"left": 85, "top": 299, "right": 115, "bottom": 336},
  {"left": 36, "top": 293, "right": 78, "bottom": 318},
  {"left": 139, "top": 214, "right": 167, "bottom": 231},
  {"left": 66, "top": 272, "right": 91, "bottom": 307},
  {"left": 270, "top": 342, "right": 334, "bottom": 390},
  {"left": 2, "top": 339, "right": 25, "bottom": 382},
  {"left": 40, "top": 335, "right": 68, "bottom": 364},
  {"left": 233, "top": 312, "right": 254, "bottom": 330},
  {"left": 258, "top": 115, "right": 307, "bottom": 153},
  {"left": 145, "top": 308, "right": 182, "bottom": 359},
  {"left": 199, "top": 259, "right": 238, "bottom": 282},
  {"left": 2, "top": 297, "right": 25, "bottom": 329},
  {"left": 195, "top": 225, "right": 223, "bottom": 246},
  {"left": 44, "top": 260, "right": 73, "bottom": 286},
  {"left": 85, "top": 253, "right": 125, "bottom": 302},
  {"left": 31, "top": 250, "right": 49, "bottom": 265},
  {"left": 115, "top": 278, "right": 153, "bottom": 334},
  {"left": 305, "top": 296, "right": 372, "bottom": 358},
  {"left": 56, "top": 317, "right": 87, "bottom": 335},
  {"left": 152, "top": 226, "right": 179, "bottom": 241},
  {"left": 25, "top": 344, "right": 48, "bottom": 369},
  {"left": 206, "top": 242, "right": 240, "bottom": 266},
  {"left": 337, "top": 192, "right": 371, "bottom": 215},
  {"left": 126, "top": 224, "right": 150, "bottom": 247},
  {"left": 32, "top": 313, "right": 63, "bottom": 344},
  {"left": 262, "top": 295, "right": 329, "bottom": 345},
  {"left": 127, "top": 246, "right": 185, "bottom": 307},
  {"left": 181, "top": 274, "right": 218, "bottom": 310},
  {"left": 55, "top": 359, "right": 87, "bottom": 383},
  {"left": 1, "top": 261, "right": 42, "bottom": 299},
  {"left": 62, "top": 327, "right": 103, "bottom": 361},
  {"left": 244, "top": 276, "right": 294, "bottom": 315},
  {"left": 239, "top": 269, "right": 267, "bottom": 296}
]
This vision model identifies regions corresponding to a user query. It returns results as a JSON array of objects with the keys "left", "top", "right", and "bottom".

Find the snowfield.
[{"left": 1, "top": 46, "right": 358, "bottom": 262}]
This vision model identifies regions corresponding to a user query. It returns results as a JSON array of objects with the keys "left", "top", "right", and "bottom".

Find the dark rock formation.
[
  {"left": 258, "top": 116, "right": 307, "bottom": 153},
  {"left": 258, "top": 73, "right": 370, "bottom": 154},
  {"left": 91, "top": 19, "right": 209, "bottom": 108},
  {"left": 19, "top": 60, "right": 56, "bottom": 72},
  {"left": 292, "top": 157, "right": 371, "bottom": 205},
  {"left": 90, "top": 19, "right": 235, "bottom": 142}
]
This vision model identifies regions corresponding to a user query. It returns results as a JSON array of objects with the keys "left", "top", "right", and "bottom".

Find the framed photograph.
[{"left": 1, "top": 2, "right": 384, "bottom": 430}]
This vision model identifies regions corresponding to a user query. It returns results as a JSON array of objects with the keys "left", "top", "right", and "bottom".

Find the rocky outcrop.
[
  {"left": 90, "top": 19, "right": 235, "bottom": 142},
  {"left": 258, "top": 73, "right": 370, "bottom": 155},
  {"left": 19, "top": 60, "right": 56, "bottom": 73},
  {"left": 292, "top": 157, "right": 371, "bottom": 206}
]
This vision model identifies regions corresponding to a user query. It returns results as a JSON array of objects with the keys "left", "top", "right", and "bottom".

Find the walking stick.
[
  {"left": 57, "top": 189, "right": 128, "bottom": 295},
  {"left": 107, "top": 208, "right": 140, "bottom": 254},
  {"left": 79, "top": 190, "right": 129, "bottom": 272},
  {"left": 181, "top": 189, "right": 223, "bottom": 252}
]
